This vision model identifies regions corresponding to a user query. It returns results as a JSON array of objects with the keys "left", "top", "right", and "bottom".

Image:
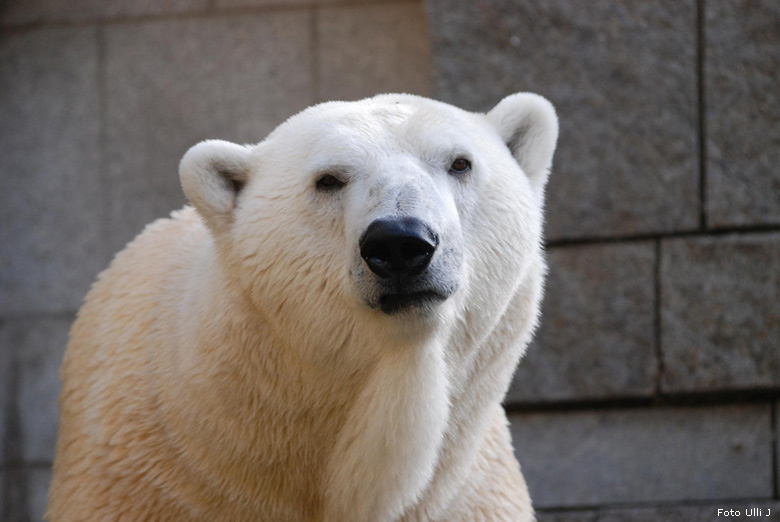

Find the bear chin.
[{"left": 378, "top": 289, "right": 449, "bottom": 315}]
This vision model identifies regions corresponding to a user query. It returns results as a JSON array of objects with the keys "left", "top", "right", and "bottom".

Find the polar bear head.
[{"left": 180, "top": 93, "right": 557, "bottom": 352}]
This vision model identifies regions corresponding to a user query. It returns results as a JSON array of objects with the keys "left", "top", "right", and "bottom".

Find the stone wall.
[
  {"left": 1, "top": 0, "right": 778, "bottom": 520},
  {"left": 0, "top": 1, "right": 430, "bottom": 519},
  {"left": 426, "top": 0, "right": 780, "bottom": 519}
]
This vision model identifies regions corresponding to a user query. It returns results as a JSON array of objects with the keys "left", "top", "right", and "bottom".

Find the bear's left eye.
[
  {"left": 449, "top": 158, "right": 471, "bottom": 174},
  {"left": 316, "top": 174, "right": 346, "bottom": 191}
]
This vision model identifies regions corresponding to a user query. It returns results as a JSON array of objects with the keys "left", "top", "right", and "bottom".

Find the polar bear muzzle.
[
  {"left": 358, "top": 217, "right": 452, "bottom": 314},
  {"left": 359, "top": 217, "right": 438, "bottom": 278}
]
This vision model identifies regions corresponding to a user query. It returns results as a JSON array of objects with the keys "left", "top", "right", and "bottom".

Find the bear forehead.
[{"left": 272, "top": 95, "right": 480, "bottom": 145}]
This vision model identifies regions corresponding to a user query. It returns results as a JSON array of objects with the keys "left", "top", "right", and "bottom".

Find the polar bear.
[{"left": 47, "top": 93, "right": 557, "bottom": 522}]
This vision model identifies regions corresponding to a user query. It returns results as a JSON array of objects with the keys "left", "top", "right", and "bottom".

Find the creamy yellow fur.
[{"left": 48, "top": 93, "right": 557, "bottom": 521}]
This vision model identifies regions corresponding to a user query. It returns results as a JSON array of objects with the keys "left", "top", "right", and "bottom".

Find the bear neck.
[{"left": 164, "top": 242, "right": 540, "bottom": 521}]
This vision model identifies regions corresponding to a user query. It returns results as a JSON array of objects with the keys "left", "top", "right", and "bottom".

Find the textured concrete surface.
[
  {"left": 661, "top": 234, "right": 780, "bottom": 392},
  {"left": 0, "top": 318, "right": 70, "bottom": 463},
  {"left": 0, "top": 0, "right": 208, "bottom": 25},
  {"left": 0, "top": 27, "right": 106, "bottom": 315},
  {"left": 104, "top": 12, "right": 315, "bottom": 254},
  {"left": 318, "top": 3, "right": 431, "bottom": 101},
  {"left": 510, "top": 404, "right": 773, "bottom": 507},
  {"left": 1, "top": 467, "right": 52, "bottom": 522},
  {"left": 508, "top": 243, "right": 656, "bottom": 403},
  {"left": 705, "top": 0, "right": 780, "bottom": 228},
  {"left": 427, "top": 0, "right": 699, "bottom": 240},
  {"left": 537, "top": 503, "right": 780, "bottom": 522}
]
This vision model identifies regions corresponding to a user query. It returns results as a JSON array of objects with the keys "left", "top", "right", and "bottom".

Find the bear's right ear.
[
  {"left": 179, "top": 140, "right": 252, "bottom": 235},
  {"left": 486, "top": 93, "right": 558, "bottom": 194}
]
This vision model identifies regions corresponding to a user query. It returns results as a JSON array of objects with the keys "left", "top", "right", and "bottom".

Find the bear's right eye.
[
  {"left": 316, "top": 174, "right": 346, "bottom": 192},
  {"left": 449, "top": 158, "right": 471, "bottom": 175}
]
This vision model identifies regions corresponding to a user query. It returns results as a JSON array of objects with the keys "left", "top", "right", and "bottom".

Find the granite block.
[
  {"left": 104, "top": 12, "right": 314, "bottom": 253},
  {"left": 318, "top": 3, "right": 431, "bottom": 101},
  {"left": 660, "top": 234, "right": 780, "bottom": 392},
  {"left": 510, "top": 404, "right": 773, "bottom": 507},
  {"left": 0, "top": 27, "right": 106, "bottom": 314},
  {"left": 508, "top": 242, "right": 657, "bottom": 403},
  {"left": 705, "top": 0, "right": 780, "bottom": 227}
]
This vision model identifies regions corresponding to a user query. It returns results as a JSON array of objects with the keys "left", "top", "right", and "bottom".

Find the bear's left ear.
[
  {"left": 487, "top": 93, "right": 559, "bottom": 193},
  {"left": 179, "top": 140, "right": 252, "bottom": 236}
]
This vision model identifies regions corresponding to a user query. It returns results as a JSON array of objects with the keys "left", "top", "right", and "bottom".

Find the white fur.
[
  {"left": 180, "top": 139, "right": 252, "bottom": 235},
  {"left": 48, "top": 93, "right": 558, "bottom": 522},
  {"left": 487, "top": 93, "right": 559, "bottom": 197}
]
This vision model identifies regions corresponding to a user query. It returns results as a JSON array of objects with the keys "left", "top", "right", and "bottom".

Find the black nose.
[{"left": 360, "top": 218, "right": 438, "bottom": 278}]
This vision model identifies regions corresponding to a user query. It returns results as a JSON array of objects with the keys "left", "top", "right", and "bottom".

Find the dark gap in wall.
[
  {"left": 0, "top": 461, "right": 53, "bottom": 471},
  {"left": 0, "top": 311, "right": 77, "bottom": 321},
  {"left": 2, "top": 470, "right": 31, "bottom": 522},
  {"left": 2, "top": 350, "right": 22, "bottom": 466},
  {"left": 505, "top": 390, "right": 779, "bottom": 414},
  {"left": 653, "top": 239, "right": 664, "bottom": 395},
  {"left": 697, "top": 0, "right": 708, "bottom": 229},
  {"left": 545, "top": 223, "right": 780, "bottom": 248},
  {"left": 1, "top": 355, "right": 30, "bottom": 522},
  {"left": 772, "top": 401, "right": 778, "bottom": 499}
]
